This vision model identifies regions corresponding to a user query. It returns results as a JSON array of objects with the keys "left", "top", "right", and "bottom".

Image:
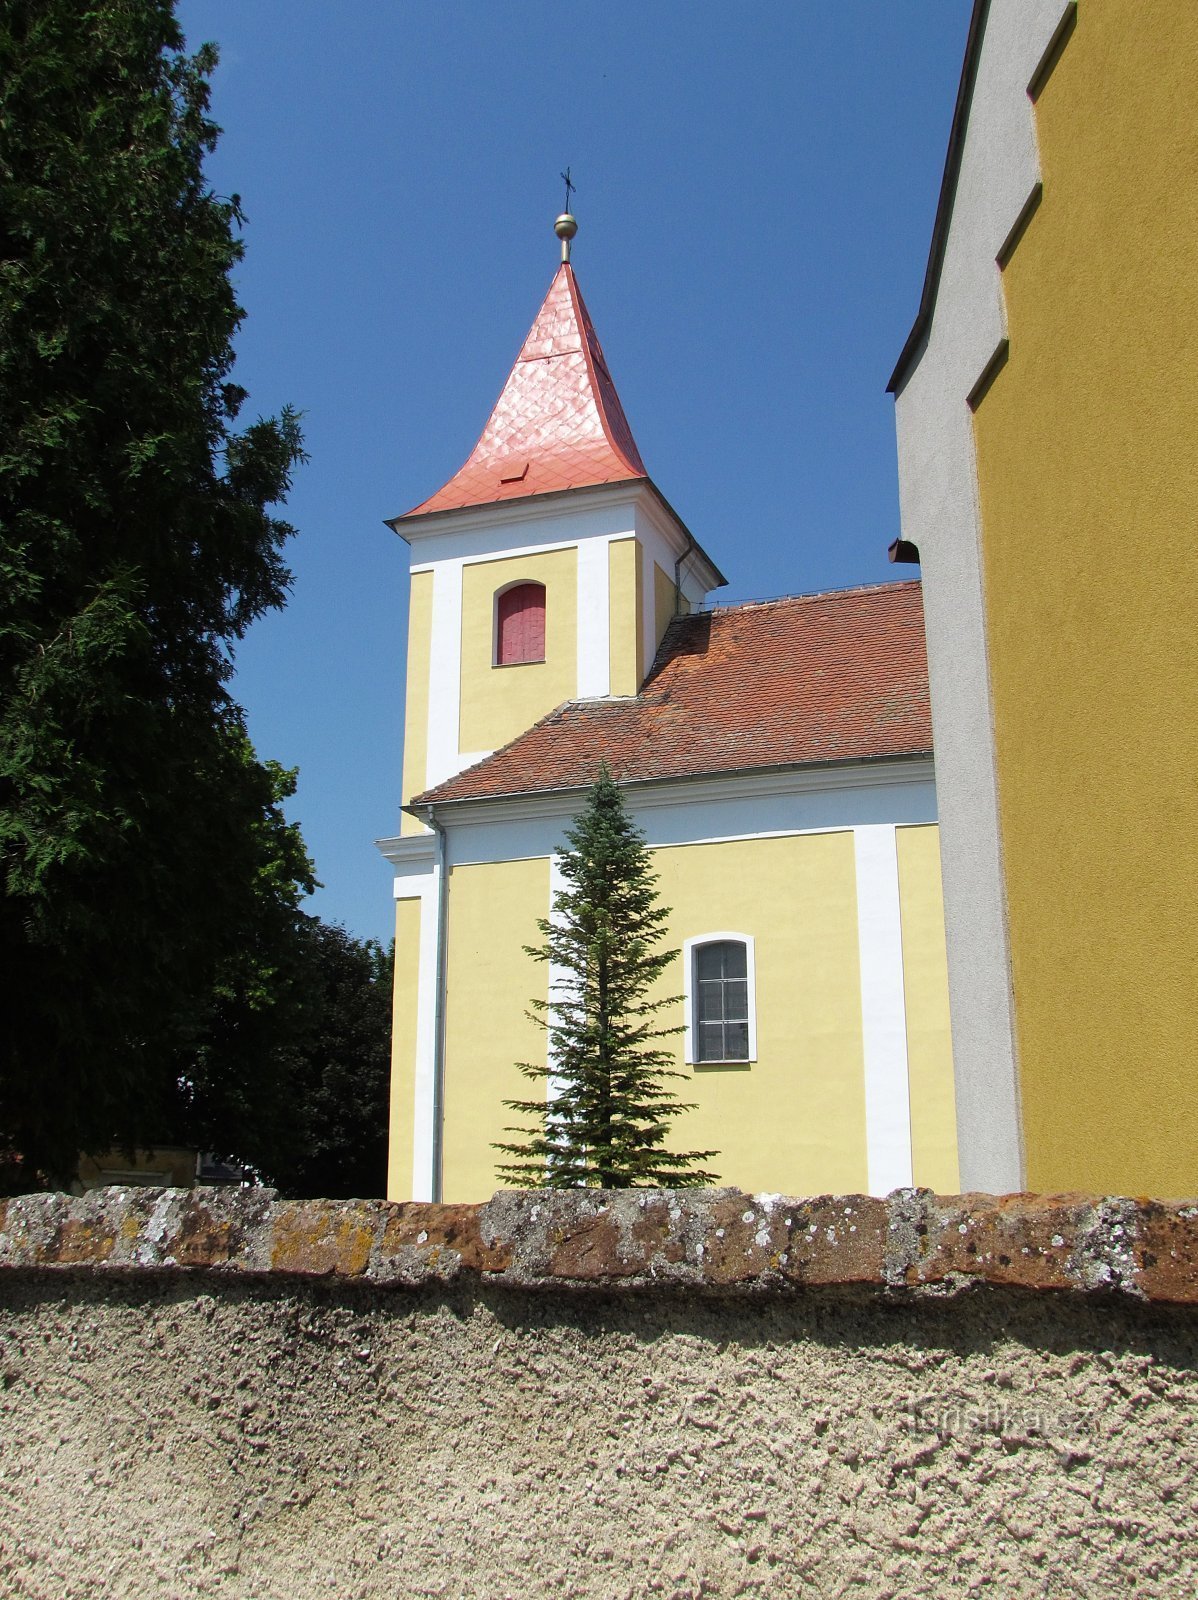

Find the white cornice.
[
  {"left": 394, "top": 482, "right": 642, "bottom": 545},
  {"left": 375, "top": 833, "right": 436, "bottom": 869},
  {"left": 633, "top": 489, "right": 724, "bottom": 592},
  {"left": 396, "top": 478, "right": 726, "bottom": 593},
  {"left": 415, "top": 755, "right": 935, "bottom": 830}
]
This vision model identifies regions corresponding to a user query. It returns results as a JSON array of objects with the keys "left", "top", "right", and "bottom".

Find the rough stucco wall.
[
  {"left": 1, "top": 1186, "right": 1196, "bottom": 1598},
  {"left": 970, "top": 1, "right": 1198, "bottom": 1196},
  {"left": 1, "top": 1277, "right": 1195, "bottom": 1599}
]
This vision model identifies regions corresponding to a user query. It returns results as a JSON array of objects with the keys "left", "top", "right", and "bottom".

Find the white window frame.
[{"left": 683, "top": 932, "right": 757, "bottom": 1065}]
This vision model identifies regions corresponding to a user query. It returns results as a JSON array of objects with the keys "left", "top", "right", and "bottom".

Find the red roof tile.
[
  {"left": 413, "top": 582, "right": 932, "bottom": 807},
  {"left": 398, "top": 264, "right": 647, "bottom": 522}
]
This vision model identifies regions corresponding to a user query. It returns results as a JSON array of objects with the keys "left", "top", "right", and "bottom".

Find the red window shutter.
[{"left": 496, "top": 583, "right": 545, "bottom": 665}]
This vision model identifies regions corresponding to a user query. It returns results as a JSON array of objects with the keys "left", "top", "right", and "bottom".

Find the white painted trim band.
[
  {"left": 545, "top": 853, "right": 570, "bottom": 1106},
  {"left": 409, "top": 865, "right": 441, "bottom": 1202},
  {"left": 854, "top": 825, "right": 914, "bottom": 1195},
  {"left": 575, "top": 537, "right": 611, "bottom": 697},
  {"left": 425, "top": 560, "right": 464, "bottom": 790}
]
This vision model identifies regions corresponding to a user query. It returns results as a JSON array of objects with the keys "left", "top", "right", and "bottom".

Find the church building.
[
  {"left": 889, "top": 0, "right": 1197, "bottom": 1198},
  {"left": 379, "top": 217, "right": 957, "bottom": 1204}
]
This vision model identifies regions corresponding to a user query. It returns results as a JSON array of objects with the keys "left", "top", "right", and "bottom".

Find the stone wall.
[{"left": 1, "top": 1186, "right": 1195, "bottom": 1597}]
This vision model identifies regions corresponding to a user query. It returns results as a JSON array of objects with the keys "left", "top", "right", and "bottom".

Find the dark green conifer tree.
[
  {"left": 494, "top": 770, "right": 718, "bottom": 1188},
  {"left": 0, "top": 1, "right": 308, "bottom": 1183}
]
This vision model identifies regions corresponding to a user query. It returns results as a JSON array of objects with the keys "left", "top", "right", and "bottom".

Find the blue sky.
[{"left": 176, "top": 1, "right": 971, "bottom": 944}]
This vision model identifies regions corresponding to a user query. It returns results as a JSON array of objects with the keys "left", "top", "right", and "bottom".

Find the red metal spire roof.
[{"left": 398, "top": 264, "right": 648, "bottom": 522}]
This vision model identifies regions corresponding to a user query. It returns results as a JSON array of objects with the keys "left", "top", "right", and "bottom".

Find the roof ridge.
[
  {"left": 706, "top": 579, "right": 921, "bottom": 615},
  {"left": 563, "top": 265, "right": 646, "bottom": 480}
]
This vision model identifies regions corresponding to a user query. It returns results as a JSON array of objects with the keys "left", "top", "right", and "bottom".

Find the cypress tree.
[{"left": 495, "top": 770, "right": 718, "bottom": 1188}]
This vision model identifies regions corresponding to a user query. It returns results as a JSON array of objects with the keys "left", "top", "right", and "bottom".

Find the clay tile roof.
[
  {"left": 413, "top": 581, "right": 932, "bottom": 807},
  {"left": 398, "top": 264, "right": 647, "bottom": 522}
]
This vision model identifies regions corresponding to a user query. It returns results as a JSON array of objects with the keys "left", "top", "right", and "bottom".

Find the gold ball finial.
[{"left": 554, "top": 211, "right": 577, "bottom": 262}]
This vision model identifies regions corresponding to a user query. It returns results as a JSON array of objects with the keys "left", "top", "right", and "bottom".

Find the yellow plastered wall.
[
  {"left": 971, "top": 3, "right": 1198, "bottom": 1194},
  {"left": 608, "top": 537, "right": 643, "bottom": 694},
  {"left": 434, "top": 828, "right": 955, "bottom": 1199},
  {"left": 653, "top": 562, "right": 677, "bottom": 659},
  {"left": 458, "top": 549, "right": 578, "bottom": 755},
  {"left": 442, "top": 856, "right": 550, "bottom": 1203},
  {"left": 387, "top": 897, "right": 422, "bottom": 1200},
  {"left": 652, "top": 833, "right": 869, "bottom": 1195},
  {"left": 399, "top": 571, "right": 432, "bottom": 836},
  {"left": 896, "top": 826, "right": 958, "bottom": 1193}
]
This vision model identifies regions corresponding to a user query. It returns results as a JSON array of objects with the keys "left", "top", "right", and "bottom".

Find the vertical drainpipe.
[
  {"left": 674, "top": 531, "right": 696, "bottom": 615},
  {"left": 422, "top": 804, "right": 449, "bottom": 1203}
]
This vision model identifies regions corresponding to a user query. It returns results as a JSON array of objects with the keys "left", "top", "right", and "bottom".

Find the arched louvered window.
[
  {"left": 683, "top": 935, "right": 757, "bottom": 1064},
  {"left": 495, "top": 582, "right": 546, "bottom": 666}
]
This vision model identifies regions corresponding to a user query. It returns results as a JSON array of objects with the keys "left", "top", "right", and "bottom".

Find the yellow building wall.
[
  {"left": 896, "top": 826, "right": 958, "bottom": 1193},
  {"left": 971, "top": 3, "right": 1198, "bottom": 1194},
  {"left": 442, "top": 856, "right": 550, "bottom": 1203},
  {"left": 433, "top": 828, "right": 955, "bottom": 1201},
  {"left": 608, "top": 537, "right": 643, "bottom": 694},
  {"left": 458, "top": 548, "right": 578, "bottom": 755},
  {"left": 653, "top": 561, "right": 676, "bottom": 659},
  {"left": 387, "top": 897, "right": 423, "bottom": 1201},
  {"left": 652, "top": 833, "right": 868, "bottom": 1195},
  {"left": 399, "top": 570, "right": 432, "bottom": 836}
]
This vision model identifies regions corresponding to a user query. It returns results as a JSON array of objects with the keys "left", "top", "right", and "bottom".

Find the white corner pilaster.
[
  {"left": 545, "top": 852, "right": 570, "bottom": 1105},
  {"left": 391, "top": 864, "right": 441, "bottom": 1203},
  {"left": 425, "top": 559, "right": 464, "bottom": 790},
  {"left": 576, "top": 537, "right": 611, "bottom": 697},
  {"left": 854, "top": 825, "right": 914, "bottom": 1195}
]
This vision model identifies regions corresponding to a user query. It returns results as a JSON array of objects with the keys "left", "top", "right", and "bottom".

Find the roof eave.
[
  {"left": 886, "top": 0, "right": 990, "bottom": 395},
  {"left": 387, "top": 475, "right": 728, "bottom": 590},
  {"left": 409, "top": 748, "right": 935, "bottom": 817},
  {"left": 387, "top": 475, "right": 646, "bottom": 533}
]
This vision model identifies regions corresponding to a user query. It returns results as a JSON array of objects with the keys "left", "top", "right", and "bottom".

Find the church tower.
[{"left": 389, "top": 215, "right": 725, "bottom": 836}]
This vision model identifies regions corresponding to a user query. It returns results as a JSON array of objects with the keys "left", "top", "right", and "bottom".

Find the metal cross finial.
[{"left": 554, "top": 169, "right": 579, "bottom": 262}]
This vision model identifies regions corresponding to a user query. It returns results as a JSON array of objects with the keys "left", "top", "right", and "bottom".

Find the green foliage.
[
  {"left": 0, "top": 1, "right": 310, "bottom": 1183},
  {"left": 177, "top": 911, "right": 393, "bottom": 1201},
  {"left": 271, "top": 923, "right": 393, "bottom": 1200},
  {"left": 495, "top": 770, "right": 718, "bottom": 1188}
]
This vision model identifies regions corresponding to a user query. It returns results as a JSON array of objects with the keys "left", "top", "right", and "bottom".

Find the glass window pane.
[
  {"left": 723, "top": 942, "right": 747, "bottom": 980},
  {"left": 696, "top": 980, "right": 724, "bottom": 1022},
  {"left": 698, "top": 1021, "right": 723, "bottom": 1062},
  {"left": 723, "top": 978, "right": 748, "bottom": 1021},
  {"left": 696, "top": 944, "right": 724, "bottom": 980},
  {"left": 724, "top": 1022, "right": 749, "bottom": 1060}
]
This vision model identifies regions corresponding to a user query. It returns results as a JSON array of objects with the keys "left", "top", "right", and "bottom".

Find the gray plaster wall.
[
  {"left": 891, "top": 0, "right": 1076, "bottom": 1194},
  {"left": 0, "top": 1276, "right": 1193, "bottom": 1599}
]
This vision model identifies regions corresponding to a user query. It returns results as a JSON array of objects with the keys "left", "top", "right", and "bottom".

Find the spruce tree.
[
  {"left": 495, "top": 770, "right": 718, "bottom": 1188},
  {"left": 0, "top": 1, "right": 308, "bottom": 1182}
]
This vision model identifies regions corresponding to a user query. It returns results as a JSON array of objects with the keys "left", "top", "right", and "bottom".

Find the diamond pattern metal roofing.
[
  {"left": 399, "top": 264, "right": 647, "bottom": 521},
  {"left": 412, "top": 582, "right": 932, "bottom": 807}
]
